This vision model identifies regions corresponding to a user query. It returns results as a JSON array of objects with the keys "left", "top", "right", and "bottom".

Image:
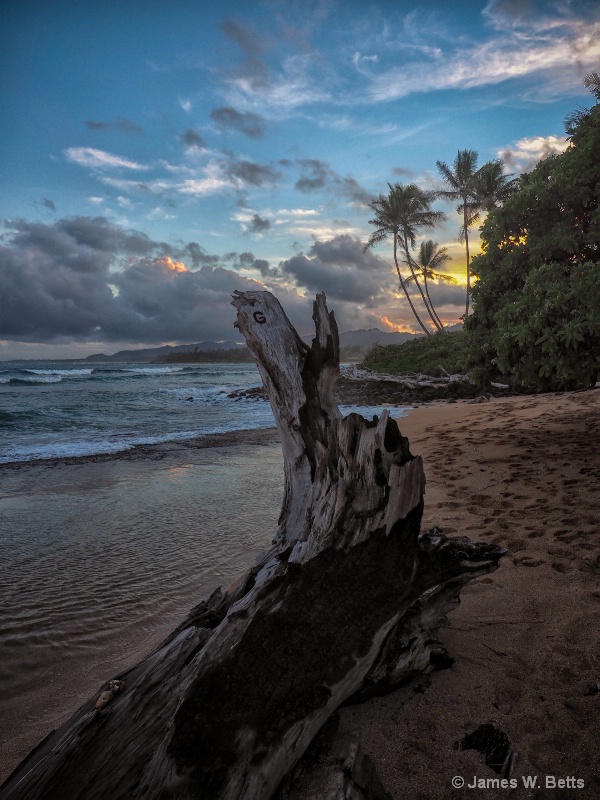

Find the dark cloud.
[
  {"left": 280, "top": 234, "right": 390, "bottom": 304},
  {"left": 181, "top": 128, "right": 206, "bottom": 149},
  {"left": 427, "top": 281, "right": 467, "bottom": 307},
  {"left": 1, "top": 217, "right": 433, "bottom": 349},
  {"left": 0, "top": 217, "right": 253, "bottom": 344},
  {"left": 392, "top": 166, "right": 416, "bottom": 177},
  {"left": 294, "top": 159, "right": 370, "bottom": 203},
  {"left": 249, "top": 213, "right": 271, "bottom": 233},
  {"left": 225, "top": 159, "right": 281, "bottom": 187},
  {"left": 85, "top": 118, "right": 143, "bottom": 134},
  {"left": 223, "top": 250, "right": 279, "bottom": 278},
  {"left": 219, "top": 18, "right": 268, "bottom": 83},
  {"left": 220, "top": 18, "right": 265, "bottom": 59},
  {"left": 42, "top": 198, "right": 56, "bottom": 211},
  {"left": 211, "top": 107, "right": 266, "bottom": 139},
  {"left": 340, "top": 176, "right": 371, "bottom": 205},
  {"left": 295, "top": 159, "right": 330, "bottom": 192},
  {"left": 116, "top": 117, "right": 143, "bottom": 134},
  {"left": 179, "top": 241, "right": 220, "bottom": 267}
]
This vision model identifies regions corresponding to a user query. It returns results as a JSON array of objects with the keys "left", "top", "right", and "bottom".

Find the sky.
[{"left": 1, "top": 0, "right": 598, "bottom": 359}]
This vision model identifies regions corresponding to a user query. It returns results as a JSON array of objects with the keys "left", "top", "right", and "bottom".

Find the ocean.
[
  {"left": 0, "top": 359, "right": 405, "bottom": 779},
  {"left": 0, "top": 360, "right": 396, "bottom": 464}
]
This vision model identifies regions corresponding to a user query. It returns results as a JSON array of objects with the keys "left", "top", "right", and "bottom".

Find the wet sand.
[
  {"left": 0, "top": 431, "right": 283, "bottom": 784},
  {"left": 2, "top": 392, "right": 599, "bottom": 795}
]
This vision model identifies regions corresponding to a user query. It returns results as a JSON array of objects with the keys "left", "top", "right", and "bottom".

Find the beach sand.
[
  {"left": 338, "top": 389, "right": 600, "bottom": 798},
  {"left": 1, "top": 391, "right": 599, "bottom": 796}
]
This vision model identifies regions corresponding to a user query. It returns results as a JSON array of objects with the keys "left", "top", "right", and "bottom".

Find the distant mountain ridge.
[
  {"left": 83, "top": 327, "right": 456, "bottom": 363},
  {"left": 84, "top": 341, "right": 244, "bottom": 363}
]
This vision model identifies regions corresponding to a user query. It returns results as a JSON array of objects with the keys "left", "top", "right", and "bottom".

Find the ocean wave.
[
  {"left": 25, "top": 369, "right": 93, "bottom": 376},
  {"left": 11, "top": 376, "right": 63, "bottom": 384},
  {"left": 158, "top": 385, "right": 235, "bottom": 401},
  {"left": 0, "top": 423, "right": 273, "bottom": 463},
  {"left": 123, "top": 366, "right": 185, "bottom": 375},
  {"left": 0, "top": 376, "right": 10, "bottom": 384}
]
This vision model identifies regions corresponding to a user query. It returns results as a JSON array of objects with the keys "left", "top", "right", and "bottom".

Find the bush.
[{"left": 360, "top": 330, "right": 470, "bottom": 376}]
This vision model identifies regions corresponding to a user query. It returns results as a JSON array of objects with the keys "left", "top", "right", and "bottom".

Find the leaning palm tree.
[
  {"left": 364, "top": 183, "right": 446, "bottom": 335},
  {"left": 405, "top": 240, "right": 457, "bottom": 330},
  {"left": 436, "top": 150, "right": 479, "bottom": 318},
  {"left": 364, "top": 186, "right": 431, "bottom": 336},
  {"left": 390, "top": 184, "right": 447, "bottom": 332}
]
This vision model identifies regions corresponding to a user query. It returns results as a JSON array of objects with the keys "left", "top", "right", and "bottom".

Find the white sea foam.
[
  {"left": 123, "top": 366, "right": 185, "bottom": 375},
  {"left": 0, "top": 377, "right": 10, "bottom": 384},
  {"left": 26, "top": 369, "right": 93, "bottom": 376},
  {"left": 16, "top": 375, "right": 63, "bottom": 384}
]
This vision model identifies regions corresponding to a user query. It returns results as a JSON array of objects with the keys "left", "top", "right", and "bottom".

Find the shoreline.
[{"left": 2, "top": 389, "right": 599, "bottom": 793}]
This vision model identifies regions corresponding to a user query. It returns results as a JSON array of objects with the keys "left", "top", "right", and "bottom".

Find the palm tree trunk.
[
  {"left": 402, "top": 234, "right": 443, "bottom": 332},
  {"left": 423, "top": 273, "right": 445, "bottom": 331},
  {"left": 463, "top": 201, "right": 471, "bottom": 318},
  {"left": 393, "top": 233, "right": 431, "bottom": 336}
]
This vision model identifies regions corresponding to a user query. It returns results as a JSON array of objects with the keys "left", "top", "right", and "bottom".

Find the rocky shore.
[{"left": 228, "top": 365, "right": 511, "bottom": 406}]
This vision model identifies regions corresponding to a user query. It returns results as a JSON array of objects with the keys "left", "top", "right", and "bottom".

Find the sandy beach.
[
  {"left": 1, "top": 390, "right": 599, "bottom": 796},
  {"left": 339, "top": 389, "right": 600, "bottom": 798}
]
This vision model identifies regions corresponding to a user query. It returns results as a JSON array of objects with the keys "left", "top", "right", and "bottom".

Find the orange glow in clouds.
[
  {"left": 158, "top": 256, "right": 187, "bottom": 272},
  {"left": 380, "top": 316, "right": 414, "bottom": 333}
]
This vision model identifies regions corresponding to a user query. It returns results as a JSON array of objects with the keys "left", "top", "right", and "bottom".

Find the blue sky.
[{"left": 1, "top": 0, "right": 598, "bottom": 358}]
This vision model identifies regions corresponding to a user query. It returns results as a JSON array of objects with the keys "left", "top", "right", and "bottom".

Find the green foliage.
[
  {"left": 467, "top": 102, "right": 600, "bottom": 390},
  {"left": 360, "top": 330, "right": 470, "bottom": 376}
]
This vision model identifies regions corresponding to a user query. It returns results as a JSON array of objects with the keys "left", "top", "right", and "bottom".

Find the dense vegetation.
[
  {"left": 466, "top": 98, "right": 600, "bottom": 390},
  {"left": 361, "top": 330, "right": 470, "bottom": 376},
  {"left": 363, "top": 80, "right": 599, "bottom": 391}
]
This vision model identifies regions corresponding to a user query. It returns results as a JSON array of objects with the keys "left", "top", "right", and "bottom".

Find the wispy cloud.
[
  {"left": 64, "top": 147, "right": 148, "bottom": 170},
  {"left": 366, "top": 18, "right": 600, "bottom": 102}
]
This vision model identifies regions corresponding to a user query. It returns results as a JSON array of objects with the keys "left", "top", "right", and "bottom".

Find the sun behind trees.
[{"left": 365, "top": 160, "right": 516, "bottom": 333}]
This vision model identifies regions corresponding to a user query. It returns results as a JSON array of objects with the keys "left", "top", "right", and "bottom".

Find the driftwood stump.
[{"left": 0, "top": 291, "right": 504, "bottom": 800}]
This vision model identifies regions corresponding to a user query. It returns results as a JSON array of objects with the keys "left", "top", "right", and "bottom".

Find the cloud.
[
  {"left": 367, "top": 17, "right": 600, "bottom": 102},
  {"left": 220, "top": 18, "right": 265, "bottom": 61},
  {"left": 210, "top": 106, "right": 266, "bottom": 138},
  {"left": 84, "top": 118, "right": 143, "bottom": 134},
  {"left": 0, "top": 216, "right": 264, "bottom": 344},
  {"left": 224, "top": 158, "right": 282, "bottom": 187},
  {"left": 280, "top": 234, "right": 390, "bottom": 304},
  {"left": 294, "top": 159, "right": 370, "bottom": 203},
  {"left": 116, "top": 117, "right": 143, "bottom": 134},
  {"left": 499, "top": 134, "right": 570, "bottom": 172},
  {"left": 64, "top": 147, "right": 148, "bottom": 170},
  {"left": 295, "top": 159, "right": 329, "bottom": 192},
  {"left": 249, "top": 213, "right": 271, "bottom": 233},
  {"left": 392, "top": 166, "right": 416, "bottom": 177},
  {"left": 181, "top": 128, "right": 207, "bottom": 149}
]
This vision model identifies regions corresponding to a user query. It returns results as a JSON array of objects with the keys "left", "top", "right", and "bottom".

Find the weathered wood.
[{"left": 0, "top": 291, "right": 504, "bottom": 800}]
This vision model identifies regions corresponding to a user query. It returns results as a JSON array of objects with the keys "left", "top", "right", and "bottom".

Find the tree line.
[
  {"left": 364, "top": 74, "right": 599, "bottom": 390},
  {"left": 364, "top": 153, "right": 516, "bottom": 334}
]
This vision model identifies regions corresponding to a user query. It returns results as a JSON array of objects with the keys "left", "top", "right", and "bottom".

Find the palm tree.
[
  {"left": 390, "top": 184, "right": 447, "bottom": 332},
  {"left": 436, "top": 150, "right": 479, "bottom": 318},
  {"left": 364, "top": 186, "right": 431, "bottom": 336},
  {"left": 405, "top": 240, "right": 457, "bottom": 330},
  {"left": 473, "top": 159, "right": 517, "bottom": 213},
  {"left": 364, "top": 183, "right": 446, "bottom": 335}
]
